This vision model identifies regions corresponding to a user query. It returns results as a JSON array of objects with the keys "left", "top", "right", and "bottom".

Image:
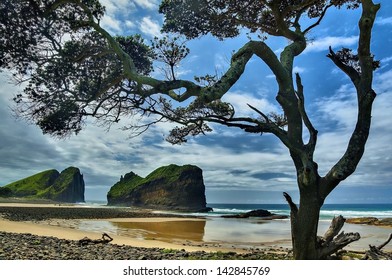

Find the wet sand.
[{"left": 1, "top": 202, "right": 391, "bottom": 253}]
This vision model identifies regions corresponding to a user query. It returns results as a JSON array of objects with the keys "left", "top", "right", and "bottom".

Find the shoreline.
[{"left": 1, "top": 202, "right": 391, "bottom": 259}]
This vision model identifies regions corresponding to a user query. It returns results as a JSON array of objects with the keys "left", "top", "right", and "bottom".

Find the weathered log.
[
  {"left": 364, "top": 233, "right": 392, "bottom": 260},
  {"left": 317, "top": 215, "right": 361, "bottom": 259},
  {"left": 323, "top": 215, "right": 346, "bottom": 243},
  {"left": 78, "top": 233, "right": 113, "bottom": 246}
]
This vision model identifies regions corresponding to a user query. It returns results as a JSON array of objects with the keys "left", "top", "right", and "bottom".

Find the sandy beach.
[{"left": 0, "top": 202, "right": 391, "bottom": 259}]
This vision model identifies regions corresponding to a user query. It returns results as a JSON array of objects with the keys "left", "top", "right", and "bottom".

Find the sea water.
[
  {"left": 83, "top": 201, "right": 392, "bottom": 220},
  {"left": 204, "top": 203, "right": 392, "bottom": 220},
  {"left": 78, "top": 202, "right": 392, "bottom": 250}
]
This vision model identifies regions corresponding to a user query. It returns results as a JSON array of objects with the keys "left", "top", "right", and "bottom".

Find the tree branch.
[
  {"left": 303, "top": 3, "right": 333, "bottom": 34},
  {"left": 295, "top": 73, "right": 318, "bottom": 153},
  {"left": 321, "top": 0, "right": 379, "bottom": 200},
  {"left": 326, "top": 47, "right": 361, "bottom": 88},
  {"left": 283, "top": 192, "right": 298, "bottom": 214}
]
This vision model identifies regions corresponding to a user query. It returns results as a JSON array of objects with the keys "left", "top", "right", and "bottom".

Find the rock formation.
[
  {"left": 0, "top": 167, "right": 85, "bottom": 203},
  {"left": 346, "top": 217, "right": 392, "bottom": 227},
  {"left": 107, "top": 164, "right": 208, "bottom": 211},
  {"left": 222, "top": 209, "right": 288, "bottom": 219}
]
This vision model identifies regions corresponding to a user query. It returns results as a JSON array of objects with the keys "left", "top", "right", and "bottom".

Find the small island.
[{"left": 107, "top": 164, "right": 210, "bottom": 212}]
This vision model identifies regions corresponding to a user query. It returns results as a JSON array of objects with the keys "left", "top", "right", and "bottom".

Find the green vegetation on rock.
[
  {"left": 0, "top": 167, "right": 85, "bottom": 202},
  {"left": 145, "top": 164, "right": 196, "bottom": 184},
  {"left": 107, "top": 172, "right": 144, "bottom": 200},
  {"left": 2, "top": 169, "right": 59, "bottom": 197},
  {"left": 107, "top": 164, "right": 207, "bottom": 210}
]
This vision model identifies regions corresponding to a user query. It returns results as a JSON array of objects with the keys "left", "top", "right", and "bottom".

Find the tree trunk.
[
  {"left": 289, "top": 194, "right": 321, "bottom": 259},
  {"left": 285, "top": 187, "right": 361, "bottom": 260}
]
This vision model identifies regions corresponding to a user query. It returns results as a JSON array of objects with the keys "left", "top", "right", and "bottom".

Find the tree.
[{"left": 0, "top": 0, "right": 381, "bottom": 259}]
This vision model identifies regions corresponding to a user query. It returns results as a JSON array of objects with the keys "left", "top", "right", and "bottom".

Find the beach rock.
[
  {"left": 223, "top": 209, "right": 288, "bottom": 219},
  {"left": 107, "top": 164, "right": 208, "bottom": 211},
  {"left": 0, "top": 231, "right": 292, "bottom": 260},
  {"left": 346, "top": 217, "right": 392, "bottom": 227},
  {"left": 0, "top": 167, "right": 85, "bottom": 203},
  {"left": 345, "top": 217, "right": 379, "bottom": 225}
]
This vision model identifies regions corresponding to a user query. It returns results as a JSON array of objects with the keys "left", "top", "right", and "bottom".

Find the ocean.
[
  {"left": 205, "top": 203, "right": 392, "bottom": 220},
  {"left": 86, "top": 201, "right": 392, "bottom": 220}
]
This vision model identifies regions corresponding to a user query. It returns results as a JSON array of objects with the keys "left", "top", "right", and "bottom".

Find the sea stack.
[{"left": 107, "top": 164, "right": 208, "bottom": 211}]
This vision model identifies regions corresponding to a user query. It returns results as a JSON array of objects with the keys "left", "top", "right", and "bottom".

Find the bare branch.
[
  {"left": 327, "top": 47, "right": 361, "bottom": 88},
  {"left": 283, "top": 192, "right": 298, "bottom": 214},
  {"left": 247, "top": 103, "right": 270, "bottom": 122},
  {"left": 303, "top": 4, "right": 333, "bottom": 34},
  {"left": 321, "top": 0, "right": 379, "bottom": 200},
  {"left": 295, "top": 73, "right": 318, "bottom": 152}
]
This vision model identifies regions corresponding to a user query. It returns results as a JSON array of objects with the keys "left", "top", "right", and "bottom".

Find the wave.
[
  {"left": 320, "top": 209, "right": 392, "bottom": 218},
  {"left": 200, "top": 206, "right": 392, "bottom": 220}
]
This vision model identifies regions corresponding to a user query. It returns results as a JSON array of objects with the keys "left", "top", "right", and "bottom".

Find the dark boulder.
[{"left": 223, "top": 209, "right": 288, "bottom": 219}]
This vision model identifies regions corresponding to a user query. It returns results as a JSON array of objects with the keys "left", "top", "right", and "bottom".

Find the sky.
[{"left": 1, "top": 0, "right": 392, "bottom": 204}]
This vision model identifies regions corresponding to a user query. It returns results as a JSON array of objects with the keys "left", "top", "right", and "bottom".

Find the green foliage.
[
  {"left": 152, "top": 35, "right": 189, "bottom": 80},
  {"left": 2, "top": 167, "right": 82, "bottom": 201},
  {"left": 116, "top": 35, "right": 155, "bottom": 76},
  {"left": 52, "top": 167, "right": 79, "bottom": 191},
  {"left": 1, "top": 1, "right": 154, "bottom": 138},
  {"left": 3, "top": 170, "right": 59, "bottom": 197},
  {"left": 145, "top": 164, "right": 195, "bottom": 184},
  {"left": 159, "top": 0, "right": 361, "bottom": 40},
  {"left": 107, "top": 172, "right": 144, "bottom": 200},
  {"left": 160, "top": 248, "right": 177, "bottom": 254},
  {"left": 333, "top": 47, "right": 380, "bottom": 73}
]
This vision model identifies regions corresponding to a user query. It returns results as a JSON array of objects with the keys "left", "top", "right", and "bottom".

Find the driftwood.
[
  {"left": 363, "top": 233, "right": 392, "bottom": 260},
  {"left": 78, "top": 233, "right": 113, "bottom": 246},
  {"left": 317, "top": 215, "right": 361, "bottom": 259}
]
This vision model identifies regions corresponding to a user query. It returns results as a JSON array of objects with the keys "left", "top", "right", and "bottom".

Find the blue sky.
[{"left": 1, "top": 0, "right": 392, "bottom": 204}]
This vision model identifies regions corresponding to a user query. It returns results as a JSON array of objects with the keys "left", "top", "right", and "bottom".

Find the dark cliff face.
[
  {"left": 50, "top": 167, "right": 85, "bottom": 203},
  {"left": 107, "top": 164, "right": 207, "bottom": 211}
]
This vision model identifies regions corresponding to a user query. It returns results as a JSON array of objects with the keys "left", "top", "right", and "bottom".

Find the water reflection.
[
  {"left": 107, "top": 218, "right": 292, "bottom": 245},
  {"left": 74, "top": 218, "right": 392, "bottom": 250},
  {"left": 111, "top": 220, "right": 206, "bottom": 242}
]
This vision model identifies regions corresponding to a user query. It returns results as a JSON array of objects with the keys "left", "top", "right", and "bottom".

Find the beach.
[{"left": 0, "top": 202, "right": 391, "bottom": 260}]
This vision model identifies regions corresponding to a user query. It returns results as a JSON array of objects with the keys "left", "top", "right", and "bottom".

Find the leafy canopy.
[{"left": 0, "top": 0, "right": 370, "bottom": 144}]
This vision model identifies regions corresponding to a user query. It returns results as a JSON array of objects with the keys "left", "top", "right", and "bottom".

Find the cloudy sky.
[{"left": 1, "top": 0, "right": 392, "bottom": 204}]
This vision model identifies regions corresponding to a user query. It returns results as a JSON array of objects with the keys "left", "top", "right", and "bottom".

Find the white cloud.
[
  {"left": 381, "top": 56, "right": 392, "bottom": 65},
  {"left": 125, "top": 20, "right": 136, "bottom": 28},
  {"left": 99, "top": 0, "right": 137, "bottom": 34},
  {"left": 293, "top": 66, "right": 306, "bottom": 74},
  {"left": 214, "top": 53, "right": 230, "bottom": 71},
  {"left": 266, "top": 74, "right": 276, "bottom": 79},
  {"left": 139, "top": 16, "right": 161, "bottom": 38},
  {"left": 222, "top": 90, "right": 280, "bottom": 117},
  {"left": 305, "top": 36, "right": 357, "bottom": 53},
  {"left": 101, "top": 15, "right": 122, "bottom": 34},
  {"left": 376, "top": 17, "right": 392, "bottom": 26},
  {"left": 133, "top": 0, "right": 159, "bottom": 10},
  {"left": 313, "top": 70, "right": 392, "bottom": 184}
]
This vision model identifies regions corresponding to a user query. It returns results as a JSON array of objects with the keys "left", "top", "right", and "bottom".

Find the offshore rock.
[
  {"left": 223, "top": 209, "right": 288, "bottom": 219},
  {"left": 0, "top": 167, "right": 85, "bottom": 203},
  {"left": 346, "top": 217, "right": 392, "bottom": 227},
  {"left": 107, "top": 164, "right": 207, "bottom": 211}
]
